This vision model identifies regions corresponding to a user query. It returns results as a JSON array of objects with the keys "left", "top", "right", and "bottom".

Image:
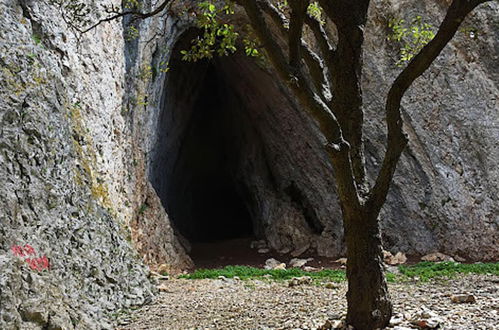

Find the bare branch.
[
  {"left": 258, "top": 1, "right": 327, "bottom": 95},
  {"left": 80, "top": 0, "right": 172, "bottom": 33},
  {"left": 367, "top": 0, "right": 492, "bottom": 213},
  {"left": 304, "top": 15, "right": 336, "bottom": 77},
  {"left": 238, "top": 0, "right": 361, "bottom": 208},
  {"left": 302, "top": 46, "right": 330, "bottom": 97}
]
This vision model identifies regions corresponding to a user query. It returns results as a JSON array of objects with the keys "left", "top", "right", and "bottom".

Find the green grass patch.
[
  {"left": 179, "top": 265, "right": 346, "bottom": 282},
  {"left": 398, "top": 261, "right": 499, "bottom": 282},
  {"left": 180, "top": 262, "right": 499, "bottom": 283}
]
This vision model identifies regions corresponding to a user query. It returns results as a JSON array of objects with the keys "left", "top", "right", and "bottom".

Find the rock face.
[
  {"left": 364, "top": 0, "right": 498, "bottom": 260},
  {"left": 0, "top": 0, "right": 154, "bottom": 328},
  {"left": 0, "top": 0, "right": 497, "bottom": 327}
]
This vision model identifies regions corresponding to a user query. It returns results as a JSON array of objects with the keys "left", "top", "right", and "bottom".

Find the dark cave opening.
[
  {"left": 151, "top": 43, "right": 257, "bottom": 246},
  {"left": 149, "top": 32, "right": 342, "bottom": 266},
  {"left": 167, "top": 64, "right": 254, "bottom": 242}
]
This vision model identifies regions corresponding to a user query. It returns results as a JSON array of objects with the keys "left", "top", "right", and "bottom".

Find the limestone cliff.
[{"left": 0, "top": 1, "right": 154, "bottom": 329}]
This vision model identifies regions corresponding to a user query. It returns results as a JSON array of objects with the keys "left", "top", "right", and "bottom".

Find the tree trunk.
[{"left": 344, "top": 210, "right": 392, "bottom": 329}]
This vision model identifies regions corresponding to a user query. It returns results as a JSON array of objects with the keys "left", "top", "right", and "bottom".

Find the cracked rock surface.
[{"left": 0, "top": 1, "right": 154, "bottom": 328}]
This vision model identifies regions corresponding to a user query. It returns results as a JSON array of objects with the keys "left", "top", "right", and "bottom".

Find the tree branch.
[
  {"left": 239, "top": 0, "right": 361, "bottom": 208},
  {"left": 304, "top": 15, "right": 336, "bottom": 79},
  {"left": 367, "top": 0, "right": 491, "bottom": 213},
  {"left": 288, "top": 0, "right": 309, "bottom": 69},
  {"left": 258, "top": 1, "right": 327, "bottom": 95},
  {"left": 316, "top": 0, "right": 371, "bottom": 189},
  {"left": 79, "top": 0, "right": 172, "bottom": 33}
]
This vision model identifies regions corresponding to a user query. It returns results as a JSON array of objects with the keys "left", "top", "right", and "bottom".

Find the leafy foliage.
[
  {"left": 124, "top": 0, "right": 142, "bottom": 10},
  {"left": 307, "top": 2, "right": 325, "bottom": 25},
  {"left": 126, "top": 25, "right": 140, "bottom": 41},
  {"left": 388, "top": 16, "right": 435, "bottom": 66},
  {"left": 275, "top": 1, "right": 324, "bottom": 24},
  {"left": 181, "top": 1, "right": 239, "bottom": 61}
]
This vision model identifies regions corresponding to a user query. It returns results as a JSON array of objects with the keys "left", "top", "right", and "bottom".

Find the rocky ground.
[{"left": 117, "top": 274, "right": 498, "bottom": 329}]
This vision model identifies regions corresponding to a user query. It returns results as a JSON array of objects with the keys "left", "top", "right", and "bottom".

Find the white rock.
[
  {"left": 421, "top": 252, "right": 454, "bottom": 262},
  {"left": 385, "top": 252, "right": 407, "bottom": 265},
  {"left": 334, "top": 258, "right": 347, "bottom": 265},
  {"left": 288, "top": 276, "right": 312, "bottom": 287},
  {"left": 264, "top": 258, "right": 286, "bottom": 270},
  {"left": 289, "top": 258, "right": 313, "bottom": 268},
  {"left": 389, "top": 315, "right": 404, "bottom": 326}
]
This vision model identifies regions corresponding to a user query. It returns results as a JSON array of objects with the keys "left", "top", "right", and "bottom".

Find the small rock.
[
  {"left": 303, "top": 266, "right": 319, "bottom": 272},
  {"left": 327, "top": 312, "right": 342, "bottom": 320},
  {"left": 385, "top": 252, "right": 407, "bottom": 265},
  {"left": 288, "top": 276, "right": 312, "bottom": 287},
  {"left": 385, "top": 265, "right": 400, "bottom": 274},
  {"left": 157, "top": 283, "right": 169, "bottom": 292},
  {"left": 412, "top": 318, "right": 441, "bottom": 329},
  {"left": 450, "top": 294, "right": 476, "bottom": 303},
  {"left": 157, "top": 264, "right": 171, "bottom": 275},
  {"left": 289, "top": 258, "right": 313, "bottom": 268},
  {"left": 383, "top": 250, "right": 394, "bottom": 261},
  {"left": 324, "top": 282, "right": 337, "bottom": 289},
  {"left": 318, "top": 319, "right": 332, "bottom": 330},
  {"left": 250, "top": 240, "right": 267, "bottom": 249},
  {"left": 118, "top": 319, "right": 131, "bottom": 325},
  {"left": 410, "top": 309, "right": 443, "bottom": 329},
  {"left": 274, "top": 263, "right": 286, "bottom": 270},
  {"left": 334, "top": 258, "right": 347, "bottom": 265},
  {"left": 264, "top": 258, "right": 286, "bottom": 270},
  {"left": 421, "top": 252, "right": 454, "bottom": 262},
  {"left": 150, "top": 271, "right": 169, "bottom": 280},
  {"left": 331, "top": 320, "right": 345, "bottom": 329},
  {"left": 258, "top": 248, "right": 270, "bottom": 254},
  {"left": 389, "top": 315, "right": 404, "bottom": 326}
]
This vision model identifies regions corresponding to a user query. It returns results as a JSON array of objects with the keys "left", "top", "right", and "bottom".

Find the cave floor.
[
  {"left": 189, "top": 238, "right": 344, "bottom": 270},
  {"left": 117, "top": 274, "right": 498, "bottom": 329}
]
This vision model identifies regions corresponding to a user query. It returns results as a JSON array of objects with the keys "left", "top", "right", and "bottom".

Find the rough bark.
[{"left": 344, "top": 210, "right": 392, "bottom": 329}]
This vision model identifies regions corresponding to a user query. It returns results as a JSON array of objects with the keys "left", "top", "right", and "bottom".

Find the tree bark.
[{"left": 344, "top": 209, "right": 392, "bottom": 329}]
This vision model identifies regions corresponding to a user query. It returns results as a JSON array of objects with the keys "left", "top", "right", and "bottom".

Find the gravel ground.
[{"left": 117, "top": 274, "right": 498, "bottom": 329}]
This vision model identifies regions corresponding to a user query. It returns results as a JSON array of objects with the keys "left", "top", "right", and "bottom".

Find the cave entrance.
[
  {"left": 166, "top": 64, "right": 254, "bottom": 243},
  {"left": 150, "top": 39, "right": 262, "bottom": 266}
]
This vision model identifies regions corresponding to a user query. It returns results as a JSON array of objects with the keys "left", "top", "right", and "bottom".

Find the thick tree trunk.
[{"left": 344, "top": 210, "right": 392, "bottom": 329}]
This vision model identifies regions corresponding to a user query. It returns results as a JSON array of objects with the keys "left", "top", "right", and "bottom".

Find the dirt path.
[{"left": 117, "top": 274, "right": 498, "bottom": 329}]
